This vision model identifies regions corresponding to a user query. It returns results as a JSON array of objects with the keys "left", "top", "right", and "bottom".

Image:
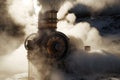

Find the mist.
[
  {"left": 0, "top": 0, "right": 120, "bottom": 80},
  {"left": 27, "top": 0, "right": 120, "bottom": 80},
  {"left": 0, "top": 0, "right": 37, "bottom": 79},
  {"left": 0, "top": 0, "right": 25, "bottom": 55},
  {"left": 37, "top": 0, "right": 66, "bottom": 13}
]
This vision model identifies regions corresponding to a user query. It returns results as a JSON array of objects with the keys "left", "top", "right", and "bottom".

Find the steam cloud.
[
  {"left": 0, "top": 0, "right": 25, "bottom": 56},
  {"left": 28, "top": 0, "right": 120, "bottom": 80},
  {"left": 38, "top": 0, "right": 66, "bottom": 13},
  {"left": 5, "top": 73, "right": 28, "bottom": 80},
  {"left": 0, "top": 0, "right": 120, "bottom": 80},
  {"left": 0, "top": 0, "right": 37, "bottom": 55},
  {"left": 0, "top": 0, "right": 36, "bottom": 79}
]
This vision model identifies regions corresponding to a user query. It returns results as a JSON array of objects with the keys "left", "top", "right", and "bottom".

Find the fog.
[
  {"left": 0, "top": 0, "right": 120, "bottom": 80},
  {"left": 38, "top": 0, "right": 66, "bottom": 13},
  {"left": 0, "top": 0, "right": 37, "bottom": 79},
  {"left": 27, "top": 0, "right": 120, "bottom": 80}
]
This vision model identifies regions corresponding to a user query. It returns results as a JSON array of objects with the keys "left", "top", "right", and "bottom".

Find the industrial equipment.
[{"left": 24, "top": 10, "right": 69, "bottom": 60}]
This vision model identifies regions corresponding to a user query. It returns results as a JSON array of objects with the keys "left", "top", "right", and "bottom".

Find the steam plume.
[
  {"left": 28, "top": 5, "right": 120, "bottom": 80},
  {"left": 0, "top": 0, "right": 120, "bottom": 80},
  {"left": 0, "top": 0, "right": 25, "bottom": 55},
  {"left": 27, "top": 0, "right": 120, "bottom": 79},
  {"left": 0, "top": 0, "right": 36, "bottom": 79},
  {"left": 38, "top": 0, "right": 66, "bottom": 12}
]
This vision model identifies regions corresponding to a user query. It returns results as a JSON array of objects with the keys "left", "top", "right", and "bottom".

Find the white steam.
[
  {"left": 8, "top": 0, "right": 34, "bottom": 25},
  {"left": 0, "top": 0, "right": 120, "bottom": 80},
  {"left": 56, "top": 11, "right": 120, "bottom": 80},
  {"left": 57, "top": 10, "right": 120, "bottom": 54},
  {"left": 57, "top": 1, "right": 74, "bottom": 19},
  {"left": 38, "top": 0, "right": 66, "bottom": 13},
  {"left": 57, "top": 16, "right": 103, "bottom": 51},
  {"left": 0, "top": 45, "right": 28, "bottom": 80},
  {"left": 0, "top": 0, "right": 38, "bottom": 80},
  {"left": 8, "top": 0, "right": 38, "bottom": 35},
  {"left": 33, "top": 0, "right": 42, "bottom": 16},
  {"left": 5, "top": 73, "right": 28, "bottom": 80},
  {"left": 28, "top": 0, "right": 120, "bottom": 79}
]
